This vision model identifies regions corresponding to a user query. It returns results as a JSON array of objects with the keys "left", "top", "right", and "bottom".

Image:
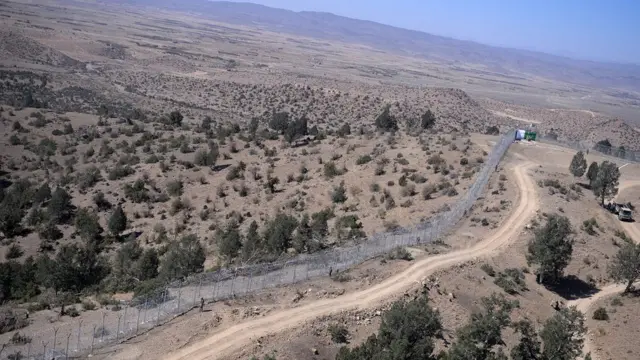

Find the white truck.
[{"left": 618, "top": 206, "right": 633, "bottom": 221}]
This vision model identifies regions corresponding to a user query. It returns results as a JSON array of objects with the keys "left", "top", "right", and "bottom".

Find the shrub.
[
  {"left": 108, "top": 164, "right": 135, "bottom": 180},
  {"left": 592, "top": 307, "right": 609, "bottom": 321},
  {"left": 166, "top": 179, "right": 184, "bottom": 197},
  {"left": 331, "top": 182, "right": 348, "bottom": 203},
  {"left": 10, "top": 331, "right": 31, "bottom": 345},
  {"left": 386, "top": 247, "right": 413, "bottom": 261},
  {"left": 422, "top": 184, "right": 436, "bottom": 200},
  {"left": 610, "top": 297, "right": 623, "bottom": 306},
  {"left": 82, "top": 301, "right": 97, "bottom": 311},
  {"left": 356, "top": 154, "right": 372, "bottom": 165},
  {"left": 494, "top": 268, "right": 527, "bottom": 295},
  {"left": 5, "top": 244, "right": 24, "bottom": 260},
  {"left": 77, "top": 166, "right": 102, "bottom": 190},
  {"left": 400, "top": 184, "right": 417, "bottom": 197},
  {"left": 194, "top": 149, "right": 218, "bottom": 167},
  {"left": 481, "top": 263, "right": 496, "bottom": 277},
  {"left": 324, "top": 161, "right": 345, "bottom": 178},
  {"left": 328, "top": 323, "right": 349, "bottom": 343}
]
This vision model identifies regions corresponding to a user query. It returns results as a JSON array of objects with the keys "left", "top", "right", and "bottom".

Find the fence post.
[
  {"left": 247, "top": 270, "right": 253, "bottom": 294},
  {"left": 292, "top": 263, "right": 296, "bottom": 284},
  {"left": 136, "top": 306, "right": 141, "bottom": 334},
  {"left": 230, "top": 269, "right": 237, "bottom": 297},
  {"left": 42, "top": 341, "right": 48, "bottom": 360},
  {"left": 101, "top": 313, "right": 106, "bottom": 343},
  {"left": 26, "top": 342, "right": 31, "bottom": 359},
  {"left": 143, "top": 296, "right": 149, "bottom": 324},
  {"left": 193, "top": 278, "right": 201, "bottom": 305},
  {"left": 116, "top": 314, "right": 122, "bottom": 341},
  {"left": 177, "top": 280, "right": 183, "bottom": 312},
  {"left": 77, "top": 320, "right": 83, "bottom": 352},
  {"left": 123, "top": 305, "right": 128, "bottom": 334},
  {"left": 53, "top": 327, "right": 59, "bottom": 353},
  {"left": 213, "top": 271, "right": 221, "bottom": 300},
  {"left": 65, "top": 333, "right": 71, "bottom": 360},
  {"left": 91, "top": 325, "right": 96, "bottom": 354}
]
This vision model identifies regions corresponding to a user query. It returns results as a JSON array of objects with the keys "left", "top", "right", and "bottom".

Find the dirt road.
[
  {"left": 164, "top": 161, "right": 539, "bottom": 360},
  {"left": 568, "top": 179, "right": 640, "bottom": 360}
]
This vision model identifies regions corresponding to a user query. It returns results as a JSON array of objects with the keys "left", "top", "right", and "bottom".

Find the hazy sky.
[{"left": 228, "top": 0, "right": 639, "bottom": 64}]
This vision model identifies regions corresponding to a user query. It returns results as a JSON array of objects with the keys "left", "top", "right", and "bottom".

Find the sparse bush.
[
  {"left": 422, "top": 184, "right": 436, "bottom": 200},
  {"left": 166, "top": 179, "right": 184, "bottom": 197},
  {"left": 386, "top": 247, "right": 413, "bottom": 261},
  {"left": 592, "top": 307, "right": 609, "bottom": 321},
  {"left": 324, "top": 161, "right": 345, "bottom": 178},
  {"left": 400, "top": 184, "right": 417, "bottom": 197},
  {"left": 108, "top": 164, "right": 135, "bottom": 180},
  {"left": 481, "top": 263, "right": 496, "bottom": 277},
  {"left": 328, "top": 323, "right": 349, "bottom": 343},
  {"left": 77, "top": 166, "right": 102, "bottom": 191},
  {"left": 356, "top": 154, "right": 372, "bottom": 165},
  {"left": 331, "top": 182, "right": 348, "bottom": 203},
  {"left": 82, "top": 300, "right": 97, "bottom": 311}
]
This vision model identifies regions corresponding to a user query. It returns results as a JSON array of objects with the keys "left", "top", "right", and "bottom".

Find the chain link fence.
[
  {"left": 4, "top": 130, "right": 515, "bottom": 360},
  {"left": 536, "top": 134, "right": 640, "bottom": 163}
]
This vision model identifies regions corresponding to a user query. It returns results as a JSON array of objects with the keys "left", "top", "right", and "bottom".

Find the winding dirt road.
[
  {"left": 164, "top": 162, "right": 539, "bottom": 360},
  {"left": 568, "top": 179, "right": 640, "bottom": 359}
]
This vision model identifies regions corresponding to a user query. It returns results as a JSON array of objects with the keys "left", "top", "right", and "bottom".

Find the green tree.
[
  {"left": 263, "top": 213, "right": 298, "bottom": 254},
  {"left": 42, "top": 244, "right": 109, "bottom": 294},
  {"left": 510, "top": 319, "right": 541, "bottom": 360},
  {"left": 107, "top": 239, "right": 142, "bottom": 292},
  {"left": 446, "top": 293, "right": 517, "bottom": 360},
  {"left": 108, "top": 205, "right": 127, "bottom": 236},
  {"left": 569, "top": 151, "right": 587, "bottom": 178},
  {"left": 374, "top": 105, "right": 398, "bottom": 132},
  {"left": 420, "top": 109, "right": 436, "bottom": 129},
  {"left": 217, "top": 221, "right": 243, "bottom": 261},
  {"left": 608, "top": 242, "right": 640, "bottom": 293},
  {"left": 33, "top": 183, "right": 52, "bottom": 205},
  {"left": 159, "top": 234, "right": 205, "bottom": 281},
  {"left": 136, "top": 248, "right": 160, "bottom": 281},
  {"left": 241, "top": 221, "right": 262, "bottom": 261},
  {"left": 269, "top": 111, "right": 290, "bottom": 133},
  {"left": 591, "top": 161, "right": 620, "bottom": 205},
  {"left": 586, "top": 162, "right": 599, "bottom": 187},
  {"left": 48, "top": 187, "right": 73, "bottom": 224},
  {"left": 284, "top": 115, "right": 309, "bottom": 143},
  {"left": 194, "top": 149, "right": 218, "bottom": 167},
  {"left": 74, "top": 208, "right": 103, "bottom": 246},
  {"left": 526, "top": 214, "right": 573, "bottom": 284},
  {"left": 336, "top": 294, "right": 442, "bottom": 360},
  {"left": 0, "top": 199, "right": 24, "bottom": 238},
  {"left": 594, "top": 139, "right": 612, "bottom": 154},
  {"left": 169, "top": 110, "right": 183, "bottom": 127},
  {"left": 539, "top": 307, "right": 586, "bottom": 360}
]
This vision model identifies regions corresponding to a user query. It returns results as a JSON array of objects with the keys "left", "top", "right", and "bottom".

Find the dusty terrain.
[
  {"left": 89, "top": 142, "right": 640, "bottom": 360},
  {"left": 1, "top": 0, "right": 640, "bottom": 359}
]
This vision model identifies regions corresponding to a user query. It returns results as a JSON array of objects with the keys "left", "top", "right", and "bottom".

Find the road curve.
[
  {"left": 568, "top": 179, "right": 640, "bottom": 360},
  {"left": 164, "top": 162, "right": 539, "bottom": 360}
]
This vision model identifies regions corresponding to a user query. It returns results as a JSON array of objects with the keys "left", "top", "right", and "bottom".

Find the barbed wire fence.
[{"left": 6, "top": 130, "right": 515, "bottom": 360}]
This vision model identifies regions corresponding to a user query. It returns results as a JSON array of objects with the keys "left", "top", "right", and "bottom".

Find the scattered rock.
[{"left": 311, "top": 347, "right": 319, "bottom": 355}]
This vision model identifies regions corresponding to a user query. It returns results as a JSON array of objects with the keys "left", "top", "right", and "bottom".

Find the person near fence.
[
  {"left": 200, "top": 297, "right": 205, "bottom": 312},
  {"left": 329, "top": 266, "right": 333, "bottom": 277}
]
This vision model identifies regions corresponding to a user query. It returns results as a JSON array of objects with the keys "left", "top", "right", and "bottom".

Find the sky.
[{"left": 227, "top": 0, "right": 640, "bottom": 64}]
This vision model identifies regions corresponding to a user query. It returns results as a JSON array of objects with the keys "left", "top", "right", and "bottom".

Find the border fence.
[
  {"left": 536, "top": 134, "right": 640, "bottom": 163},
  {"left": 4, "top": 131, "right": 515, "bottom": 360}
]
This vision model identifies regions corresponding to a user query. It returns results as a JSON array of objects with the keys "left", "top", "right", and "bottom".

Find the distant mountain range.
[{"left": 111, "top": 0, "right": 640, "bottom": 93}]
